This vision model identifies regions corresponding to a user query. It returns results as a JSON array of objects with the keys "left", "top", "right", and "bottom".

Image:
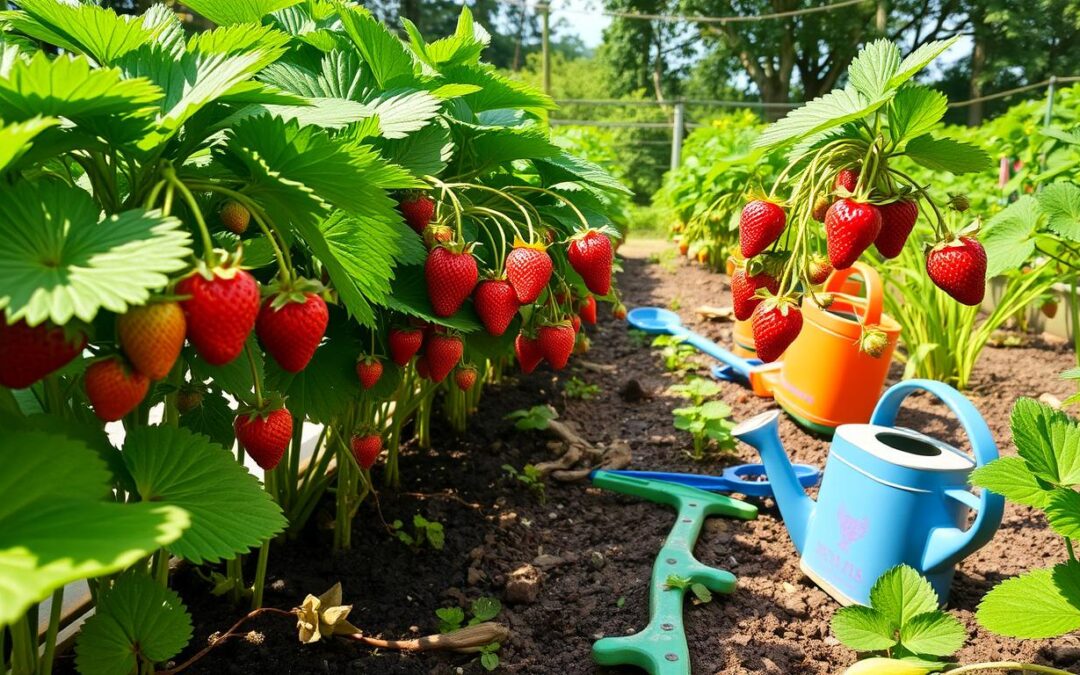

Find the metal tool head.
[{"left": 627, "top": 306, "right": 683, "bottom": 335}]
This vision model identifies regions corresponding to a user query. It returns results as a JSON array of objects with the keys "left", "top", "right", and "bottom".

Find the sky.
[{"left": 550, "top": 0, "right": 610, "bottom": 48}]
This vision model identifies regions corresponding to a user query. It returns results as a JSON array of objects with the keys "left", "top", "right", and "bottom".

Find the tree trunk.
[
  {"left": 400, "top": 0, "right": 420, "bottom": 28},
  {"left": 968, "top": 35, "right": 986, "bottom": 126}
]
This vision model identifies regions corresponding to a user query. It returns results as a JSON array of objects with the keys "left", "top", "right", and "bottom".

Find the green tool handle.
[{"left": 590, "top": 471, "right": 757, "bottom": 674}]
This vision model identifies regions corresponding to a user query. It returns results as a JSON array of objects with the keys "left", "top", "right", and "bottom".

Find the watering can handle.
[
  {"left": 870, "top": 379, "right": 1005, "bottom": 572},
  {"left": 823, "top": 261, "right": 883, "bottom": 326},
  {"left": 869, "top": 379, "right": 998, "bottom": 468}
]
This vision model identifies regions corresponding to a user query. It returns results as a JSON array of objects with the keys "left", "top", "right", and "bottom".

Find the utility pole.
[
  {"left": 670, "top": 101, "right": 685, "bottom": 171},
  {"left": 876, "top": 0, "right": 887, "bottom": 35},
  {"left": 539, "top": 2, "right": 551, "bottom": 95}
]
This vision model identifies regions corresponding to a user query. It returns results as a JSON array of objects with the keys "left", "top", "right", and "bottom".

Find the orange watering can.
[{"left": 747, "top": 262, "right": 900, "bottom": 434}]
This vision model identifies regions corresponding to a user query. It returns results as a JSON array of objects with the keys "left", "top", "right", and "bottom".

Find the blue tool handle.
[
  {"left": 871, "top": 380, "right": 1005, "bottom": 571},
  {"left": 671, "top": 327, "right": 753, "bottom": 378}
]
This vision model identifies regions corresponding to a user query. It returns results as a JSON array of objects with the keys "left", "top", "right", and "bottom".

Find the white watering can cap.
[{"left": 837, "top": 425, "right": 974, "bottom": 472}]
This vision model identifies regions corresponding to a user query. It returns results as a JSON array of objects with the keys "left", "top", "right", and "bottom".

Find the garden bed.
[{"left": 77, "top": 244, "right": 1079, "bottom": 675}]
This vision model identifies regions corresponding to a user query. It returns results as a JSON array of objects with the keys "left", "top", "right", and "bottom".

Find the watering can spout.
[{"left": 733, "top": 411, "right": 815, "bottom": 554}]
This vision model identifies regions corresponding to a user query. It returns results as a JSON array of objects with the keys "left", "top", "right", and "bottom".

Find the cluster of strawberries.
[
  {"left": 734, "top": 167, "right": 987, "bottom": 362},
  {"left": 395, "top": 193, "right": 618, "bottom": 378}
]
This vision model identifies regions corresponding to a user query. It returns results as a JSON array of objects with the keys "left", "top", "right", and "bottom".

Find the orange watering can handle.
[{"left": 823, "top": 261, "right": 883, "bottom": 326}]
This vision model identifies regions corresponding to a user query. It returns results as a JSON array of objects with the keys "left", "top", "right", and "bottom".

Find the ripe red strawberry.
[
  {"left": 425, "top": 332, "right": 463, "bottom": 382},
  {"left": 579, "top": 295, "right": 597, "bottom": 325},
  {"left": 177, "top": 266, "right": 260, "bottom": 366},
  {"left": 751, "top": 297, "right": 804, "bottom": 363},
  {"left": 835, "top": 168, "right": 859, "bottom": 193},
  {"left": 219, "top": 200, "right": 250, "bottom": 235},
  {"left": 739, "top": 200, "right": 786, "bottom": 258},
  {"left": 423, "top": 224, "right": 454, "bottom": 249},
  {"left": 85, "top": 357, "right": 149, "bottom": 422},
  {"left": 567, "top": 230, "right": 614, "bottom": 296},
  {"left": 874, "top": 199, "right": 919, "bottom": 259},
  {"left": 807, "top": 255, "right": 833, "bottom": 285},
  {"left": 678, "top": 239, "right": 689, "bottom": 256},
  {"left": 570, "top": 315, "right": 582, "bottom": 333},
  {"left": 118, "top": 301, "right": 186, "bottom": 380},
  {"left": 612, "top": 303, "right": 627, "bottom": 320},
  {"left": 356, "top": 356, "right": 383, "bottom": 390},
  {"left": 926, "top": 236, "right": 987, "bottom": 306},
  {"left": 454, "top": 364, "right": 478, "bottom": 391},
  {"left": 474, "top": 279, "right": 519, "bottom": 336},
  {"left": 425, "top": 245, "right": 478, "bottom": 317},
  {"left": 350, "top": 433, "right": 382, "bottom": 470},
  {"left": 399, "top": 193, "right": 435, "bottom": 233},
  {"left": 389, "top": 327, "right": 423, "bottom": 366},
  {"left": 538, "top": 323, "right": 575, "bottom": 370},
  {"left": 505, "top": 243, "right": 553, "bottom": 304},
  {"left": 256, "top": 291, "right": 329, "bottom": 373},
  {"left": 515, "top": 333, "right": 543, "bottom": 374},
  {"left": 234, "top": 407, "right": 292, "bottom": 470},
  {"left": 825, "top": 199, "right": 882, "bottom": 270},
  {"left": 415, "top": 355, "right": 431, "bottom": 380},
  {"left": 731, "top": 267, "right": 780, "bottom": 321},
  {"left": 0, "top": 320, "right": 86, "bottom": 389}
]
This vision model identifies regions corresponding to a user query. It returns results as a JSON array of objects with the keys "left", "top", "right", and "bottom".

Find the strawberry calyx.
[
  {"left": 567, "top": 224, "right": 620, "bottom": 243},
  {"left": 511, "top": 236, "right": 548, "bottom": 252},
  {"left": 433, "top": 238, "right": 476, "bottom": 256},
  {"left": 235, "top": 393, "right": 289, "bottom": 421},
  {"left": 262, "top": 277, "right": 329, "bottom": 310},
  {"left": 758, "top": 293, "right": 801, "bottom": 316},
  {"left": 185, "top": 249, "right": 249, "bottom": 282}
]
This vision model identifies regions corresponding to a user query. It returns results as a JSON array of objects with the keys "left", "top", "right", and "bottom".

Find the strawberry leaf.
[
  {"left": 976, "top": 563, "right": 1080, "bottom": 638},
  {"left": 1038, "top": 182, "right": 1080, "bottom": 241},
  {"left": 1011, "top": 397, "right": 1080, "bottom": 486},
  {"left": 753, "top": 86, "right": 891, "bottom": 151},
  {"left": 847, "top": 39, "right": 901, "bottom": 100},
  {"left": 7, "top": 0, "right": 153, "bottom": 64},
  {"left": 980, "top": 196, "right": 1040, "bottom": 276},
  {"left": 336, "top": 5, "right": 418, "bottom": 90},
  {"left": 969, "top": 457, "right": 1053, "bottom": 508},
  {"left": 75, "top": 572, "right": 193, "bottom": 675},
  {"left": 0, "top": 181, "right": 191, "bottom": 326},
  {"left": 0, "top": 115, "right": 57, "bottom": 175},
  {"left": 888, "top": 86, "right": 947, "bottom": 144},
  {"left": 122, "top": 425, "right": 286, "bottom": 564},
  {"left": 1046, "top": 488, "right": 1080, "bottom": 538},
  {"left": 0, "top": 431, "right": 188, "bottom": 626},
  {"left": 868, "top": 565, "right": 939, "bottom": 630},
  {"left": 898, "top": 611, "right": 965, "bottom": 657},
  {"left": 181, "top": 0, "right": 304, "bottom": 25},
  {"left": 904, "top": 134, "right": 992, "bottom": 174},
  {"left": 887, "top": 37, "right": 961, "bottom": 90},
  {"left": 831, "top": 605, "right": 898, "bottom": 652}
]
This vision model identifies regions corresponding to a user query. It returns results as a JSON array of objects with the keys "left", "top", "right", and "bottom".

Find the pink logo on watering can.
[{"left": 837, "top": 505, "right": 869, "bottom": 552}]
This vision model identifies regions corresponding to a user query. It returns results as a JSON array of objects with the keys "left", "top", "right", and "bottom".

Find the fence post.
[
  {"left": 1044, "top": 75, "right": 1057, "bottom": 128},
  {"left": 539, "top": 2, "right": 551, "bottom": 96},
  {"left": 670, "top": 101, "right": 686, "bottom": 172}
]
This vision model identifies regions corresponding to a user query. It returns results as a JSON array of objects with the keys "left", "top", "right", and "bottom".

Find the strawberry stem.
[
  {"left": 245, "top": 342, "right": 264, "bottom": 409},
  {"left": 163, "top": 167, "right": 216, "bottom": 265}
]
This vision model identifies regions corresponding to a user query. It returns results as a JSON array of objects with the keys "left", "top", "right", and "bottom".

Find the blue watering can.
[
  {"left": 732, "top": 379, "right": 1004, "bottom": 606},
  {"left": 627, "top": 307, "right": 763, "bottom": 386}
]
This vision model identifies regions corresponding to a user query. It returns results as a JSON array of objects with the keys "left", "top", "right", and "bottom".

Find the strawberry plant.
[
  {"left": 391, "top": 514, "right": 446, "bottom": 552},
  {"left": 735, "top": 39, "right": 994, "bottom": 361},
  {"left": 502, "top": 463, "right": 547, "bottom": 503},
  {"left": 672, "top": 399, "right": 736, "bottom": 460}
]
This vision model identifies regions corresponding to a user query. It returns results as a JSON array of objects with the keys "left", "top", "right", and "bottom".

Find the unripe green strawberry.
[
  {"left": 948, "top": 193, "right": 970, "bottom": 212},
  {"left": 423, "top": 223, "right": 454, "bottom": 249},
  {"left": 219, "top": 200, "right": 251, "bottom": 235},
  {"left": 0, "top": 319, "right": 86, "bottom": 389},
  {"left": 234, "top": 406, "right": 292, "bottom": 470},
  {"left": 118, "top": 301, "right": 186, "bottom": 380},
  {"left": 858, "top": 326, "right": 889, "bottom": 358},
  {"left": 812, "top": 196, "right": 831, "bottom": 222},
  {"left": 85, "top": 356, "right": 149, "bottom": 422},
  {"left": 612, "top": 303, "right": 627, "bottom": 320}
]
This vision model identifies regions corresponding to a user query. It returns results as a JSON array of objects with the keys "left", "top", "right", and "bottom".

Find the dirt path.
[{"left": 141, "top": 242, "right": 1079, "bottom": 675}]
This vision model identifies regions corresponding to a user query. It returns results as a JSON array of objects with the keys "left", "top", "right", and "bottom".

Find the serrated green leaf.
[
  {"left": 0, "top": 115, "right": 57, "bottom": 175},
  {"left": 1038, "top": 182, "right": 1080, "bottom": 241},
  {"left": 848, "top": 39, "right": 901, "bottom": 100},
  {"left": 904, "top": 134, "right": 991, "bottom": 175},
  {"left": 431, "top": 83, "right": 482, "bottom": 99},
  {"left": 1046, "top": 489, "right": 1080, "bottom": 538},
  {"left": 899, "top": 611, "right": 965, "bottom": 657},
  {"left": 887, "top": 37, "right": 960, "bottom": 90},
  {"left": 1011, "top": 397, "right": 1080, "bottom": 486},
  {"left": 7, "top": 0, "right": 152, "bottom": 64},
  {"left": 0, "top": 431, "right": 189, "bottom": 626},
  {"left": 382, "top": 120, "right": 455, "bottom": 176},
  {"left": 0, "top": 51, "right": 161, "bottom": 124},
  {"left": 869, "top": 565, "right": 940, "bottom": 630},
  {"left": 831, "top": 605, "right": 898, "bottom": 651},
  {"left": 186, "top": 333, "right": 263, "bottom": 401},
  {"left": 754, "top": 86, "right": 891, "bottom": 150},
  {"left": 443, "top": 64, "right": 555, "bottom": 113},
  {"left": 969, "top": 457, "right": 1052, "bottom": 508},
  {"left": 977, "top": 564, "right": 1080, "bottom": 638},
  {"left": 981, "top": 196, "right": 1040, "bottom": 276},
  {"left": 336, "top": 6, "right": 416, "bottom": 89},
  {"left": 888, "top": 86, "right": 947, "bottom": 144},
  {"left": 141, "top": 3, "right": 186, "bottom": 56},
  {"left": 179, "top": 388, "right": 236, "bottom": 448},
  {"left": 76, "top": 572, "right": 192, "bottom": 675},
  {"left": 0, "top": 181, "right": 191, "bottom": 326},
  {"left": 182, "top": 0, "right": 303, "bottom": 25},
  {"left": 366, "top": 90, "right": 442, "bottom": 139},
  {"left": 123, "top": 425, "right": 286, "bottom": 564},
  {"left": 470, "top": 596, "right": 501, "bottom": 622},
  {"left": 535, "top": 151, "right": 632, "bottom": 196}
]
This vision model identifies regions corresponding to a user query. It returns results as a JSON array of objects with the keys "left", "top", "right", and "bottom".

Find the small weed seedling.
[
  {"left": 505, "top": 405, "right": 558, "bottom": 431},
  {"left": 969, "top": 397, "right": 1080, "bottom": 639},
  {"left": 435, "top": 597, "right": 504, "bottom": 671},
  {"left": 668, "top": 377, "right": 723, "bottom": 405},
  {"left": 663, "top": 574, "right": 712, "bottom": 605},
  {"left": 563, "top": 376, "right": 601, "bottom": 400},
  {"left": 673, "top": 400, "right": 736, "bottom": 460},
  {"left": 668, "top": 297, "right": 682, "bottom": 311},
  {"left": 833, "top": 565, "right": 1071, "bottom": 674},
  {"left": 391, "top": 514, "right": 445, "bottom": 551},
  {"left": 502, "top": 463, "right": 547, "bottom": 504},
  {"left": 651, "top": 335, "right": 696, "bottom": 373},
  {"left": 627, "top": 328, "right": 650, "bottom": 348}
]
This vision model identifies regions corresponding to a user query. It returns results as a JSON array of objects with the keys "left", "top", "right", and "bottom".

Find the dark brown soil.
[{"left": 93, "top": 244, "right": 1080, "bottom": 674}]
